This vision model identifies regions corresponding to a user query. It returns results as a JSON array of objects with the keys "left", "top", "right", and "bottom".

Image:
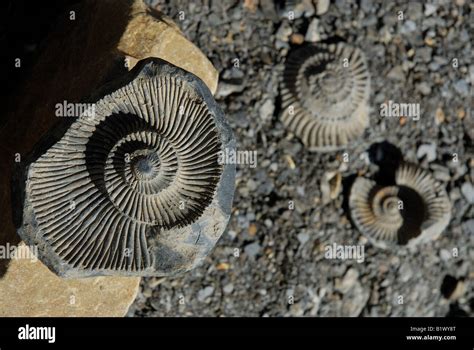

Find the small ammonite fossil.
[
  {"left": 14, "top": 58, "right": 235, "bottom": 277},
  {"left": 280, "top": 43, "right": 370, "bottom": 151},
  {"left": 349, "top": 163, "right": 451, "bottom": 248}
]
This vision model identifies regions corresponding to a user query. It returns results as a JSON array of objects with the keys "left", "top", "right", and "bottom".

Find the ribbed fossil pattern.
[
  {"left": 281, "top": 43, "right": 370, "bottom": 151},
  {"left": 349, "top": 163, "right": 451, "bottom": 245},
  {"left": 27, "top": 74, "right": 222, "bottom": 272}
]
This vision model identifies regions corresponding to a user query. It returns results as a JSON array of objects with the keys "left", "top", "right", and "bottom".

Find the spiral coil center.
[
  {"left": 131, "top": 151, "right": 161, "bottom": 180},
  {"left": 372, "top": 186, "right": 402, "bottom": 225}
]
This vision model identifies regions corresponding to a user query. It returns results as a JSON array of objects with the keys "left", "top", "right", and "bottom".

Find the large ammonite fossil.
[
  {"left": 15, "top": 58, "right": 235, "bottom": 277},
  {"left": 349, "top": 163, "right": 451, "bottom": 248},
  {"left": 280, "top": 43, "right": 370, "bottom": 151}
]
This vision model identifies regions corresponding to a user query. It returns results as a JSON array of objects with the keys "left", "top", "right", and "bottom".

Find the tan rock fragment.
[
  {"left": 0, "top": 244, "right": 139, "bottom": 317},
  {"left": 118, "top": 0, "right": 218, "bottom": 93}
]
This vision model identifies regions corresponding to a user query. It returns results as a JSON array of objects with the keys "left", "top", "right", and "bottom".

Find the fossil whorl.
[
  {"left": 349, "top": 163, "right": 451, "bottom": 248},
  {"left": 15, "top": 58, "right": 235, "bottom": 277},
  {"left": 280, "top": 43, "right": 370, "bottom": 151}
]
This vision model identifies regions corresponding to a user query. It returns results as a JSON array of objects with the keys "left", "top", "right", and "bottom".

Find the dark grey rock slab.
[{"left": 14, "top": 58, "right": 235, "bottom": 278}]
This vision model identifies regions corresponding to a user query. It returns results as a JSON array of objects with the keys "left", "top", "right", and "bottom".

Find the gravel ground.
[{"left": 128, "top": 0, "right": 473, "bottom": 317}]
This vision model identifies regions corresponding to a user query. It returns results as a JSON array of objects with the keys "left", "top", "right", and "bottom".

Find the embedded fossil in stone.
[
  {"left": 14, "top": 58, "right": 235, "bottom": 277},
  {"left": 349, "top": 163, "right": 451, "bottom": 248},
  {"left": 280, "top": 43, "right": 370, "bottom": 151}
]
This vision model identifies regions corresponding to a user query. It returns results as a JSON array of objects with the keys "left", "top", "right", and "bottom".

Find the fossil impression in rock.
[
  {"left": 15, "top": 58, "right": 235, "bottom": 277},
  {"left": 281, "top": 43, "right": 370, "bottom": 151},
  {"left": 349, "top": 163, "right": 451, "bottom": 248}
]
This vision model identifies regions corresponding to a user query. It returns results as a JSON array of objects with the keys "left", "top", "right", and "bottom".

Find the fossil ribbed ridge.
[
  {"left": 16, "top": 58, "right": 235, "bottom": 277},
  {"left": 349, "top": 163, "right": 451, "bottom": 248},
  {"left": 281, "top": 43, "right": 370, "bottom": 151}
]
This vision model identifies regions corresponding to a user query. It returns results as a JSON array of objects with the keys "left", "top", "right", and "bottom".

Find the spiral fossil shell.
[
  {"left": 281, "top": 43, "right": 370, "bottom": 151},
  {"left": 15, "top": 58, "right": 235, "bottom": 277},
  {"left": 349, "top": 163, "right": 451, "bottom": 248}
]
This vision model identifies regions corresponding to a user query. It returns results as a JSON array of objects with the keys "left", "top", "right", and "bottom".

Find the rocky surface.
[{"left": 126, "top": 0, "right": 474, "bottom": 317}]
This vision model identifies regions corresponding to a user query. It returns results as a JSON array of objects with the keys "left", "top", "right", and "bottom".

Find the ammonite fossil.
[
  {"left": 349, "top": 163, "right": 451, "bottom": 248},
  {"left": 280, "top": 43, "right": 370, "bottom": 151},
  {"left": 14, "top": 58, "right": 235, "bottom": 277}
]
